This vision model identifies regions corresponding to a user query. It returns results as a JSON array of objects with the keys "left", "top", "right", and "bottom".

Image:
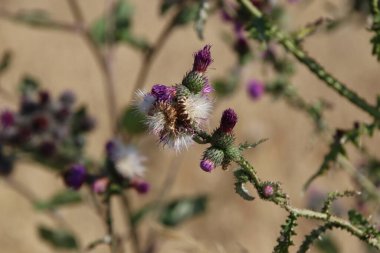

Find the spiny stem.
[
  {"left": 237, "top": 0, "right": 380, "bottom": 120},
  {"left": 235, "top": 156, "right": 380, "bottom": 249}
]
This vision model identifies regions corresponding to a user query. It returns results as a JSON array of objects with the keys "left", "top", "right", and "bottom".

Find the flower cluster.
[
  {"left": 136, "top": 45, "right": 213, "bottom": 151},
  {"left": 0, "top": 86, "right": 95, "bottom": 175},
  {"left": 200, "top": 108, "right": 240, "bottom": 172},
  {"left": 63, "top": 139, "right": 149, "bottom": 194}
]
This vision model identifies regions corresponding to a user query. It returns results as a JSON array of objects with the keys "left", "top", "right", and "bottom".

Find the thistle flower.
[
  {"left": 137, "top": 46, "right": 214, "bottom": 152},
  {"left": 263, "top": 184, "right": 274, "bottom": 198},
  {"left": 193, "top": 45, "right": 213, "bottom": 73},
  {"left": 200, "top": 159, "right": 215, "bottom": 172},
  {"left": 131, "top": 180, "right": 150, "bottom": 194},
  {"left": 63, "top": 164, "right": 87, "bottom": 190},
  {"left": 92, "top": 177, "right": 109, "bottom": 194},
  {"left": 106, "top": 139, "right": 146, "bottom": 179},
  {"left": 1, "top": 110, "right": 15, "bottom": 128},
  {"left": 151, "top": 84, "right": 176, "bottom": 102},
  {"left": 247, "top": 79, "right": 265, "bottom": 100},
  {"left": 220, "top": 108, "right": 238, "bottom": 133}
]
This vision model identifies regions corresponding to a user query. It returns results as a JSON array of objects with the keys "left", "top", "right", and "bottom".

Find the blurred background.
[{"left": 0, "top": 0, "right": 379, "bottom": 252}]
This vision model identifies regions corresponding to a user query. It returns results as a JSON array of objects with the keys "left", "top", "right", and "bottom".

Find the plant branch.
[
  {"left": 120, "top": 192, "right": 141, "bottom": 253},
  {"left": 237, "top": 0, "right": 380, "bottom": 120}
]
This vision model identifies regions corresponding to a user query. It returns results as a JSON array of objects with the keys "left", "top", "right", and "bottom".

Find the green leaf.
[
  {"left": 19, "top": 75, "right": 40, "bottom": 94},
  {"left": 34, "top": 190, "right": 82, "bottom": 211},
  {"left": 173, "top": 3, "right": 199, "bottom": 26},
  {"left": 0, "top": 50, "right": 12, "bottom": 73},
  {"left": 160, "top": 0, "right": 183, "bottom": 15},
  {"left": 131, "top": 203, "right": 156, "bottom": 226},
  {"left": 38, "top": 225, "right": 78, "bottom": 249},
  {"left": 274, "top": 213, "right": 298, "bottom": 253},
  {"left": 159, "top": 195, "right": 208, "bottom": 227},
  {"left": 120, "top": 105, "right": 148, "bottom": 135}
]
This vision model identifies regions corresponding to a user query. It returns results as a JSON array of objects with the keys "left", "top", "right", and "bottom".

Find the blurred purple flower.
[{"left": 247, "top": 80, "right": 265, "bottom": 100}]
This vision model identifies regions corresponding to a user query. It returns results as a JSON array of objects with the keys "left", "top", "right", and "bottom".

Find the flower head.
[
  {"left": 247, "top": 80, "right": 265, "bottom": 100},
  {"left": 220, "top": 108, "right": 238, "bottom": 133},
  {"left": 132, "top": 180, "right": 150, "bottom": 194},
  {"left": 106, "top": 139, "right": 146, "bottom": 179},
  {"left": 1, "top": 110, "right": 15, "bottom": 128},
  {"left": 200, "top": 159, "right": 215, "bottom": 172},
  {"left": 63, "top": 164, "right": 87, "bottom": 190},
  {"left": 92, "top": 177, "right": 109, "bottom": 194},
  {"left": 151, "top": 84, "right": 176, "bottom": 102},
  {"left": 263, "top": 184, "right": 274, "bottom": 198},
  {"left": 193, "top": 45, "right": 213, "bottom": 73}
]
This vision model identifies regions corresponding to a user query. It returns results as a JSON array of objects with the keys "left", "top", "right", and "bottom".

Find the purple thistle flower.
[
  {"left": 220, "top": 108, "right": 238, "bottom": 133},
  {"left": 202, "top": 79, "right": 213, "bottom": 94},
  {"left": 1, "top": 110, "right": 15, "bottom": 128},
  {"left": 92, "top": 177, "right": 109, "bottom": 194},
  {"left": 193, "top": 45, "right": 213, "bottom": 73},
  {"left": 263, "top": 184, "right": 274, "bottom": 198},
  {"left": 200, "top": 159, "right": 215, "bottom": 172},
  {"left": 151, "top": 84, "right": 176, "bottom": 102},
  {"left": 132, "top": 180, "right": 150, "bottom": 194},
  {"left": 247, "top": 80, "right": 265, "bottom": 100},
  {"left": 63, "top": 164, "right": 87, "bottom": 190}
]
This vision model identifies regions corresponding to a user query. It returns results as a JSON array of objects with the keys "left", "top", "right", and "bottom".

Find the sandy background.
[{"left": 0, "top": 0, "right": 379, "bottom": 252}]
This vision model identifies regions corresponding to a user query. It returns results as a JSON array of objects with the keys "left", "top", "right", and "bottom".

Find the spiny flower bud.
[
  {"left": 193, "top": 45, "right": 212, "bottom": 73},
  {"left": 220, "top": 108, "right": 238, "bottom": 133},
  {"left": 92, "top": 177, "right": 109, "bottom": 194},
  {"left": 263, "top": 184, "right": 274, "bottom": 198},
  {"left": 151, "top": 84, "right": 176, "bottom": 102},
  {"left": 63, "top": 164, "right": 87, "bottom": 190},
  {"left": 182, "top": 72, "right": 207, "bottom": 94},
  {"left": 247, "top": 80, "right": 264, "bottom": 100},
  {"left": 1, "top": 110, "right": 15, "bottom": 128},
  {"left": 200, "top": 159, "right": 215, "bottom": 172},
  {"left": 132, "top": 180, "right": 150, "bottom": 194}
]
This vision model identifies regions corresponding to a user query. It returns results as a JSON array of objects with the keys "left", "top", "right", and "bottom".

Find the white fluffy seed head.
[
  {"left": 115, "top": 145, "right": 146, "bottom": 179},
  {"left": 160, "top": 132, "right": 194, "bottom": 152},
  {"left": 185, "top": 94, "right": 213, "bottom": 126},
  {"left": 135, "top": 90, "right": 156, "bottom": 114},
  {"left": 147, "top": 111, "right": 166, "bottom": 135}
]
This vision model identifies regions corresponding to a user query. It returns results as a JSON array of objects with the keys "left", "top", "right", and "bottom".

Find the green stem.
[
  {"left": 237, "top": 0, "right": 380, "bottom": 120},
  {"left": 120, "top": 193, "right": 141, "bottom": 253},
  {"left": 235, "top": 156, "right": 380, "bottom": 250},
  {"left": 371, "top": 0, "right": 380, "bottom": 15}
]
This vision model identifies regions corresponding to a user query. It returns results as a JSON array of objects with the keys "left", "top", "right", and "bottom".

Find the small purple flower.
[
  {"left": 202, "top": 79, "right": 213, "bottom": 94},
  {"left": 220, "top": 108, "right": 238, "bottom": 133},
  {"left": 200, "top": 159, "right": 215, "bottom": 172},
  {"left": 92, "top": 177, "right": 109, "bottom": 194},
  {"left": 193, "top": 45, "right": 213, "bottom": 73},
  {"left": 1, "top": 110, "right": 15, "bottom": 128},
  {"left": 132, "top": 180, "right": 150, "bottom": 194},
  {"left": 63, "top": 164, "right": 87, "bottom": 190},
  {"left": 247, "top": 80, "right": 265, "bottom": 100},
  {"left": 151, "top": 84, "right": 176, "bottom": 102},
  {"left": 263, "top": 184, "right": 274, "bottom": 198}
]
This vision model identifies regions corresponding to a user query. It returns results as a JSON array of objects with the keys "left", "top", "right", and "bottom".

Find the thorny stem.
[
  {"left": 237, "top": 0, "right": 380, "bottom": 120},
  {"left": 120, "top": 193, "right": 141, "bottom": 253},
  {"left": 235, "top": 156, "right": 380, "bottom": 249}
]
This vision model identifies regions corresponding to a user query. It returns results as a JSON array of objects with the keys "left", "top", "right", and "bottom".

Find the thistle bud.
[
  {"left": 132, "top": 180, "right": 150, "bottom": 194},
  {"left": 247, "top": 80, "right": 264, "bottom": 100},
  {"left": 263, "top": 184, "right": 274, "bottom": 198},
  {"left": 182, "top": 72, "right": 207, "bottom": 94},
  {"left": 200, "top": 159, "right": 215, "bottom": 172},
  {"left": 193, "top": 45, "right": 212, "bottom": 73},
  {"left": 1, "top": 110, "right": 15, "bottom": 128},
  {"left": 220, "top": 108, "right": 238, "bottom": 133},
  {"left": 92, "top": 177, "right": 109, "bottom": 194},
  {"left": 63, "top": 164, "right": 87, "bottom": 190}
]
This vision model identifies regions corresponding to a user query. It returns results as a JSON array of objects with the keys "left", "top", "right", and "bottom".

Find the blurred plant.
[{"left": 1, "top": 1, "right": 380, "bottom": 253}]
